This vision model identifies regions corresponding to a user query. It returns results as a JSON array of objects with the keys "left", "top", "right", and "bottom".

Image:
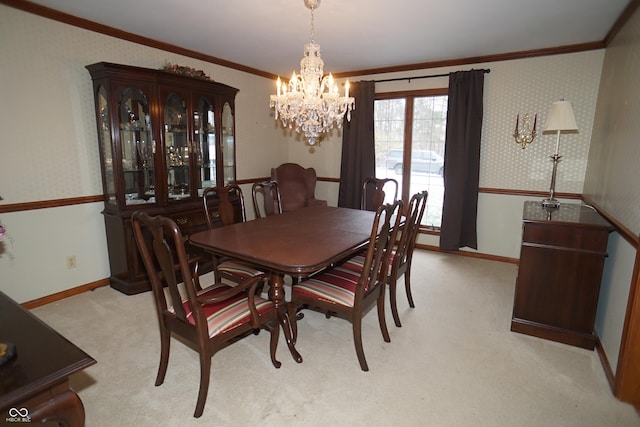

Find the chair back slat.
[
  {"left": 132, "top": 211, "right": 201, "bottom": 325},
  {"left": 252, "top": 180, "right": 283, "bottom": 219},
  {"left": 202, "top": 184, "right": 247, "bottom": 228},
  {"left": 395, "top": 191, "right": 428, "bottom": 268},
  {"left": 361, "top": 177, "right": 399, "bottom": 211},
  {"left": 358, "top": 200, "right": 403, "bottom": 296}
]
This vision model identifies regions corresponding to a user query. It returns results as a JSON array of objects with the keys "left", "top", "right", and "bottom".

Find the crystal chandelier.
[{"left": 269, "top": 0, "right": 355, "bottom": 145}]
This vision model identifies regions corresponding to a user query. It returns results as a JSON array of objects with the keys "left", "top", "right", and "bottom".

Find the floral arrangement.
[{"left": 162, "top": 63, "right": 212, "bottom": 81}]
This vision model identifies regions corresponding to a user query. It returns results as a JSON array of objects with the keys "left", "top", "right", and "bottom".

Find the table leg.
[
  {"left": 269, "top": 272, "right": 302, "bottom": 363},
  {"left": 25, "top": 382, "right": 86, "bottom": 427}
]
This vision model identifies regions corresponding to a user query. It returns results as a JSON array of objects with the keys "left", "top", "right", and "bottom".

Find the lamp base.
[{"left": 541, "top": 198, "right": 561, "bottom": 209}]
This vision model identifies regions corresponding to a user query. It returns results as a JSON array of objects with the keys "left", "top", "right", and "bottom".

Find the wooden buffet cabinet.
[
  {"left": 87, "top": 62, "right": 239, "bottom": 295},
  {"left": 511, "top": 201, "right": 613, "bottom": 349}
]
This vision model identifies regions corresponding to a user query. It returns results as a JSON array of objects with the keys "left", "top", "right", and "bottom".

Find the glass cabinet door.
[
  {"left": 195, "top": 97, "right": 216, "bottom": 192},
  {"left": 163, "top": 92, "right": 190, "bottom": 200},
  {"left": 97, "top": 86, "right": 116, "bottom": 205},
  {"left": 119, "top": 88, "right": 155, "bottom": 206},
  {"left": 221, "top": 102, "right": 236, "bottom": 186}
]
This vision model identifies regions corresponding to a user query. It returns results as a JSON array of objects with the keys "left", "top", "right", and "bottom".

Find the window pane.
[
  {"left": 374, "top": 99, "right": 406, "bottom": 204},
  {"left": 373, "top": 94, "right": 448, "bottom": 228},
  {"left": 411, "top": 96, "right": 447, "bottom": 227}
]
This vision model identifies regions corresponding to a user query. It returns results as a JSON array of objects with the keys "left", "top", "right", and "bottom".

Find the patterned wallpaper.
[
  {"left": 0, "top": 4, "right": 605, "bottom": 205},
  {"left": 584, "top": 7, "right": 640, "bottom": 236},
  {"left": 0, "top": 5, "right": 274, "bottom": 204},
  {"left": 348, "top": 50, "right": 605, "bottom": 196},
  {"left": 480, "top": 52, "right": 603, "bottom": 193}
]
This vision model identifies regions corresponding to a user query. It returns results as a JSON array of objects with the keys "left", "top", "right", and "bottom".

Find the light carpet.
[{"left": 31, "top": 251, "right": 640, "bottom": 426}]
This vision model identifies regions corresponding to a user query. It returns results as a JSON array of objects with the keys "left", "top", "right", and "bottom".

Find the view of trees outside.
[{"left": 374, "top": 95, "right": 448, "bottom": 228}]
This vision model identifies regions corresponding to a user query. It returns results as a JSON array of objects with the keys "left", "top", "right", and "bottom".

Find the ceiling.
[{"left": 25, "top": 0, "right": 632, "bottom": 77}]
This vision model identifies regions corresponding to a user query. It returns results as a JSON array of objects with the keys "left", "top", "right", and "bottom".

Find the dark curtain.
[
  {"left": 338, "top": 81, "right": 376, "bottom": 209},
  {"left": 439, "top": 70, "right": 485, "bottom": 250}
]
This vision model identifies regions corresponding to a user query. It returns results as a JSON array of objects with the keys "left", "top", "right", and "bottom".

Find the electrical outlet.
[{"left": 66, "top": 255, "right": 77, "bottom": 269}]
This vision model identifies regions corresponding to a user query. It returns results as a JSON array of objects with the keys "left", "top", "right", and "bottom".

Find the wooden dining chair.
[
  {"left": 202, "top": 185, "right": 263, "bottom": 284},
  {"left": 202, "top": 184, "right": 246, "bottom": 228},
  {"left": 131, "top": 211, "right": 280, "bottom": 418},
  {"left": 347, "top": 191, "right": 429, "bottom": 327},
  {"left": 287, "top": 200, "right": 403, "bottom": 371},
  {"left": 251, "top": 180, "right": 283, "bottom": 219},
  {"left": 361, "top": 177, "right": 399, "bottom": 211},
  {"left": 387, "top": 190, "right": 428, "bottom": 327}
]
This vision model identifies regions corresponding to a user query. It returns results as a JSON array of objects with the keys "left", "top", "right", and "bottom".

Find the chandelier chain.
[
  {"left": 269, "top": 0, "right": 355, "bottom": 146},
  {"left": 310, "top": 5, "right": 315, "bottom": 43}
]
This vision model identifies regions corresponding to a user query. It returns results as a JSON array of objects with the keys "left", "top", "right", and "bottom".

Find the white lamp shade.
[{"left": 544, "top": 100, "right": 578, "bottom": 132}]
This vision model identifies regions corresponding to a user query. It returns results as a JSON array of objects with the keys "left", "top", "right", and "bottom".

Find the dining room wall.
[
  {"left": 0, "top": 3, "right": 610, "bottom": 300},
  {"left": 288, "top": 50, "right": 605, "bottom": 259},
  {"left": 0, "top": 4, "right": 285, "bottom": 303}
]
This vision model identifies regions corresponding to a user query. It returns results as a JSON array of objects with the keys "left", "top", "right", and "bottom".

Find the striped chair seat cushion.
[
  {"left": 170, "top": 285, "right": 274, "bottom": 338},
  {"left": 292, "top": 265, "right": 362, "bottom": 308},
  {"left": 218, "top": 260, "right": 263, "bottom": 280},
  {"left": 341, "top": 250, "right": 397, "bottom": 276}
]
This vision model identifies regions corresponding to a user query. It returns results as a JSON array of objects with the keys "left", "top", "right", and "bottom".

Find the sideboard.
[{"left": 511, "top": 201, "right": 613, "bottom": 349}]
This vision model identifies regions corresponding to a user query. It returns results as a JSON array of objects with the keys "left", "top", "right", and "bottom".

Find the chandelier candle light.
[
  {"left": 541, "top": 99, "right": 578, "bottom": 209},
  {"left": 513, "top": 113, "right": 537, "bottom": 149},
  {"left": 269, "top": 0, "right": 355, "bottom": 146}
]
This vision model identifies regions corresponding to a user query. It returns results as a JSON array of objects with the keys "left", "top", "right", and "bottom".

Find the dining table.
[
  {"left": 189, "top": 205, "right": 377, "bottom": 363},
  {"left": 0, "top": 291, "right": 96, "bottom": 426}
]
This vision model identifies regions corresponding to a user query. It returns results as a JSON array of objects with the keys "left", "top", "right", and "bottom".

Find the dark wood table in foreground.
[
  {"left": 0, "top": 291, "right": 96, "bottom": 426},
  {"left": 190, "top": 205, "right": 377, "bottom": 362}
]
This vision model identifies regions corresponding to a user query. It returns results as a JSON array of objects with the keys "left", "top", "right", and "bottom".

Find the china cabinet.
[{"left": 87, "top": 62, "right": 239, "bottom": 294}]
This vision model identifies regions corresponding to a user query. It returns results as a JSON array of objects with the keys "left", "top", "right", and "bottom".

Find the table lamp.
[{"left": 542, "top": 100, "right": 578, "bottom": 209}]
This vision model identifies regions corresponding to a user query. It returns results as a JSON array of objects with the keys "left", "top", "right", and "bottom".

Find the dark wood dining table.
[
  {"left": 189, "top": 205, "right": 377, "bottom": 362},
  {"left": 0, "top": 291, "right": 96, "bottom": 426}
]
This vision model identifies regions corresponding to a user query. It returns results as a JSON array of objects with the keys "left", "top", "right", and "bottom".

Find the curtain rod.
[{"left": 374, "top": 68, "right": 490, "bottom": 83}]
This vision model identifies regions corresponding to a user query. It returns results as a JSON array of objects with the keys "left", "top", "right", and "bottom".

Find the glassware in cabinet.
[
  {"left": 221, "top": 102, "right": 236, "bottom": 186},
  {"left": 196, "top": 97, "right": 216, "bottom": 193},
  {"left": 119, "top": 88, "right": 155, "bottom": 206},
  {"left": 163, "top": 92, "right": 190, "bottom": 200}
]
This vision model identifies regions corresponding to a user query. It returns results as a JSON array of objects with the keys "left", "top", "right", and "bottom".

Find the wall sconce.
[
  {"left": 541, "top": 99, "right": 578, "bottom": 209},
  {"left": 513, "top": 113, "right": 537, "bottom": 149}
]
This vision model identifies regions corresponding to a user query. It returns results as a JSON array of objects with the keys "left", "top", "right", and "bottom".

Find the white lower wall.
[
  {"left": 0, "top": 203, "right": 110, "bottom": 303},
  {"left": 596, "top": 233, "right": 636, "bottom": 374}
]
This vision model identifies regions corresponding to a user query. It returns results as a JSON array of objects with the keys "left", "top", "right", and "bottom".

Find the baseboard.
[
  {"left": 596, "top": 338, "right": 617, "bottom": 393},
  {"left": 21, "top": 278, "right": 110, "bottom": 309},
  {"left": 416, "top": 243, "right": 519, "bottom": 264}
]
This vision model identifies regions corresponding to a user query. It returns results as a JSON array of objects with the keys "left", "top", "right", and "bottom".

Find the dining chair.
[
  {"left": 347, "top": 191, "right": 429, "bottom": 327},
  {"left": 361, "top": 177, "right": 399, "bottom": 211},
  {"left": 131, "top": 211, "right": 280, "bottom": 418},
  {"left": 251, "top": 180, "right": 283, "bottom": 219},
  {"left": 387, "top": 190, "right": 428, "bottom": 326},
  {"left": 287, "top": 200, "right": 403, "bottom": 371},
  {"left": 203, "top": 184, "right": 246, "bottom": 228},
  {"left": 201, "top": 185, "right": 263, "bottom": 284}
]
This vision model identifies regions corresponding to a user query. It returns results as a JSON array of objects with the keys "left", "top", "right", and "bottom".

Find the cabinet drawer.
[
  {"left": 168, "top": 209, "right": 209, "bottom": 236},
  {"left": 522, "top": 222, "right": 610, "bottom": 252}
]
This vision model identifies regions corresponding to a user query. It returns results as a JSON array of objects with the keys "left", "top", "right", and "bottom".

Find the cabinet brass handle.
[{"left": 176, "top": 217, "right": 188, "bottom": 225}]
